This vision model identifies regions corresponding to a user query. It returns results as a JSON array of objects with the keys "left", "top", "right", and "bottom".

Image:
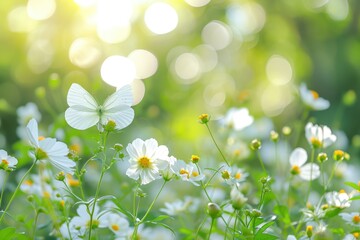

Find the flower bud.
[
  {"left": 207, "top": 203, "right": 222, "bottom": 219},
  {"left": 333, "top": 150, "right": 345, "bottom": 161},
  {"left": 55, "top": 171, "right": 65, "bottom": 181},
  {"left": 317, "top": 152, "right": 328, "bottom": 163},
  {"left": 342, "top": 90, "right": 356, "bottom": 106},
  {"left": 114, "top": 143, "right": 123, "bottom": 152},
  {"left": 231, "top": 187, "right": 248, "bottom": 210},
  {"left": 251, "top": 209, "right": 262, "bottom": 218},
  {"left": 191, "top": 155, "right": 200, "bottom": 163},
  {"left": 282, "top": 126, "right": 292, "bottom": 136},
  {"left": 270, "top": 131, "right": 279, "bottom": 142},
  {"left": 198, "top": 113, "right": 210, "bottom": 124},
  {"left": 250, "top": 139, "right": 261, "bottom": 151},
  {"left": 35, "top": 87, "right": 46, "bottom": 99},
  {"left": 104, "top": 119, "right": 116, "bottom": 132},
  {"left": 344, "top": 152, "right": 350, "bottom": 161},
  {"left": 306, "top": 225, "right": 313, "bottom": 238}
]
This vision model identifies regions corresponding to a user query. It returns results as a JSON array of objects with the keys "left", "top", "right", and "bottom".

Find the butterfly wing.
[
  {"left": 65, "top": 83, "right": 99, "bottom": 130},
  {"left": 102, "top": 84, "right": 134, "bottom": 130}
]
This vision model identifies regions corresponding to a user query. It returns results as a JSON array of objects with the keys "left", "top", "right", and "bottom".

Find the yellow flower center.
[
  {"left": 24, "top": 179, "right": 33, "bottom": 186},
  {"left": 192, "top": 171, "right": 199, "bottom": 177},
  {"left": 38, "top": 136, "right": 45, "bottom": 141},
  {"left": 310, "top": 90, "right": 319, "bottom": 99},
  {"left": 233, "top": 149, "right": 241, "bottom": 157},
  {"left": 290, "top": 165, "right": 301, "bottom": 175},
  {"left": 353, "top": 232, "right": 360, "bottom": 238},
  {"left": 339, "top": 189, "right": 346, "bottom": 193},
  {"left": 111, "top": 224, "right": 120, "bottom": 231},
  {"left": 221, "top": 170, "right": 230, "bottom": 180},
  {"left": 69, "top": 144, "right": 81, "bottom": 153},
  {"left": 353, "top": 215, "right": 360, "bottom": 224},
  {"left": 1, "top": 159, "right": 9, "bottom": 166},
  {"left": 43, "top": 191, "right": 51, "bottom": 198},
  {"left": 310, "top": 137, "right": 322, "bottom": 148},
  {"left": 191, "top": 155, "right": 200, "bottom": 163},
  {"left": 60, "top": 200, "right": 65, "bottom": 208},
  {"left": 67, "top": 175, "right": 80, "bottom": 187},
  {"left": 138, "top": 157, "right": 151, "bottom": 168},
  {"left": 235, "top": 172, "right": 241, "bottom": 180},
  {"left": 180, "top": 168, "right": 190, "bottom": 178}
]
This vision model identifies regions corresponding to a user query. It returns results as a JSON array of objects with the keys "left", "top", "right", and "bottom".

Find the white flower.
[
  {"left": 325, "top": 191, "right": 352, "bottom": 209},
  {"left": 0, "top": 150, "right": 18, "bottom": 171},
  {"left": 65, "top": 83, "right": 134, "bottom": 131},
  {"left": 71, "top": 204, "right": 104, "bottom": 232},
  {"left": 159, "top": 155, "right": 177, "bottom": 181},
  {"left": 17, "top": 102, "right": 41, "bottom": 126},
  {"left": 299, "top": 83, "right": 330, "bottom": 110},
  {"left": 99, "top": 212, "right": 130, "bottom": 237},
  {"left": 173, "top": 160, "right": 205, "bottom": 186},
  {"left": 26, "top": 119, "right": 75, "bottom": 174},
  {"left": 220, "top": 165, "right": 248, "bottom": 185},
  {"left": 305, "top": 122, "right": 337, "bottom": 148},
  {"left": 126, "top": 138, "right": 170, "bottom": 185},
  {"left": 340, "top": 212, "right": 360, "bottom": 226},
  {"left": 289, "top": 148, "right": 320, "bottom": 181},
  {"left": 230, "top": 186, "right": 248, "bottom": 209},
  {"left": 160, "top": 196, "right": 201, "bottom": 216},
  {"left": 221, "top": 107, "right": 254, "bottom": 131}
]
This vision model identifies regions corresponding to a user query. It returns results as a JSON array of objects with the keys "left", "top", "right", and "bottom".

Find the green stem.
[
  {"left": 0, "top": 172, "right": 9, "bottom": 208},
  {"left": 205, "top": 123, "right": 230, "bottom": 166},
  {"left": 207, "top": 218, "right": 215, "bottom": 240},
  {"left": 305, "top": 148, "right": 315, "bottom": 205},
  {"left": 257, "top": 152, "right": 268, "bottom": 176},
  {"left": 132, "top": 181, "right": 167, "bottom": 239},
  {"left": 326, "top": 161, "right": 340, "bottom": 191},
  {"left": 0, "top": 160, "right": 37, "bottom": 224}
]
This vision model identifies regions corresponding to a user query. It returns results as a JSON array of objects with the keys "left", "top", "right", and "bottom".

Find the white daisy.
[
  {"left": 305, "top": 122, "right": 337, "bottom": 149},
  {"left": 299, "top": 83, "right": 330, "bottom": 110},
  {"left": 126, "top": 138, "right": 170, "bottom": 185},
  {"left": 325, "top": 191, "right": 352, "bottom": 209},
  {"left": 220, "top": 165, "right": 248, "bottom": 185},
  {"left": 221, "top": 107, "right": 254, "bottom": 131},
  {"left": 289, "top": 147, "right": 320, "bottom": 181},
  {"left": 340, "top": 212, "right": 360, "bottom": 226},
  {"left": 99, "top": 212, "right": 130, "bottom": 237},
  {"left": 173, "top": 160, "right": 205, "bottom": 186},
  {"left": 71, "top": 204, "right": 104, "bottom": 232},
  {"left": 0, "top": 150, "right": 18, "bottom": 171},
  {"left": 26, "top": 119, "right": 75, "bottom": 174}
]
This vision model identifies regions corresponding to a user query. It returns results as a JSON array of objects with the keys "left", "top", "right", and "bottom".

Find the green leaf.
[
  {"left": 149, "top": 215, "right": 173, "bottom": 222},
  {"left": 273, "top": 205, "right": 291, "bottom": 224},
  {"left": 0, "top": 228, "right": 16, "bottom": 240},
  {"left": 256, "top": 220, "right": 275, "bottom": 236},
  {"left": 253, "top": 233, "right": 278, "bottom": 240},
  {"left": 344, "top": 182, "right": 360, "bottom": 191},
  {"left": 325, "top": 207, "right": 343, "bottom": 218},
  {"left": 350, "top": 195, "right": 360, "bottom": 201}
]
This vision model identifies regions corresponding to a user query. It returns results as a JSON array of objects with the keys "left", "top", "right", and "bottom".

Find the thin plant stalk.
[{"left": 205, "top": 123, "right": 230, "bottom": 166}]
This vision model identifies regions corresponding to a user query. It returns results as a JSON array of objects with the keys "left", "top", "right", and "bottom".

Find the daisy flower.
[
  {"left": 299, "top": 83, "right": 330, "bottom": 110},
  {"left": 173, "top": 160, "right": 205, "bottom": 186},
  {"left": 71, "top": 204, "right": 104, "bottom": 232},
  {"left": 0, "top": 150, "right": 18, "bottom": 171},
  {"left": 289, "top": 148, "right": 320, "bottom": 181},
  {"left": 26, "top": 119, "right": 75, "bottom": 174},
  {"left": 220, "top": 107, "right": 254, "bottom": 131},
  {"left": 99, "top": 212, "right": 130, "bottom": 237},
  {"left": 305, "top": 122, "right": 337, "bottom": 149},
  {"left": 220, "top": 165, "right": 248, "bottom": 186},
  {"left": 160, "top": 196, "right": 201, "bottom": 216},
  {"left": 325, "top": 190, "right": 352, "bottom": 209},
  {"left": 126, "top": 138, "right": 170, "bottom": 185},
  {"left": 340, "top": 212, "right": 360, "bottom": 227}
]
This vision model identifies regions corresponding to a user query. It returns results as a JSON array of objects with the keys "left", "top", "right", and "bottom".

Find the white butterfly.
[{"left": 65, "top": 83, "right": 135, "bottom": 131}]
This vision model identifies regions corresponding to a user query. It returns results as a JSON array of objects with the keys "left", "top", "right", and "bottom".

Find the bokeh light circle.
[
  {"left": 185, "top": 0, "right": 211, "bottom": 7},
  {"left": 266, "top": 55, "right": 293, "bottom": 86},
  {"left": 27, "top": 0, "right": 56, "bottom": 21},
  {"left": 201, "top": 21, "right": 232, "bottom": 50},
  {"left": 69, "top": 38, "right": 102, "bottom": 68},
  {"left": 100, "top": 56, "right": 136, "bottom": 88},
  {"left": 174, "top": 53, "right": 201, "bottom": 83},
  {"left": 144, "top": 2, "right": 178, "bottom": 35},
  {"left": 128, "top": 49, "right": 158, "bottom": 79}
]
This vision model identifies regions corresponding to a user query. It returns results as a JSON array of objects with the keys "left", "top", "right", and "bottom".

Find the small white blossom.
[
  {"left": 305, "top": 122, "right": 336, "bottom": 148},
  {"left": 160, "top": 196, "right": 201, "bottom": 216},
  {"left": 0, "top": 150, "right": 18, "bottom": 171},
  {"left": 99, "top": 212, "right": 130, "bottom": 237},
  {"left": 26, "top": 119, "right": 76, "bottom": 174},
  {"left": 126, "top": 138, "right": 170, "bottom": 185},
  {"left": 325, "top": 191, "right": 352, "bottom": 209},
  {"left": 340, "top": 212, "right": 360, "bottom": 226},
  {"left": 289, "top": 148, "right": 320, "bottom": 181},
  {"left": 299, "top": 83, "right": 330, "bottom": 110},
  {"left": 173, "top": 160, "right": 204, "bottom": 186},
  {"left": 220, "top": 107, "right": 254, "bottom": 131}
]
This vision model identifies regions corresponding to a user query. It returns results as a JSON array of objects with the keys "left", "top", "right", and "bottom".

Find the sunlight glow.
[
  {"left": 101, "top": 56, "right": 136, "bottom": 88},
  {"left": 202, "top": 21, "right": 232, "bottom": 50},
  {"left": 96, "top": 0, "right": 133, "bottom": 43},
  {"left": 144, "top": 2, "right": 178, "bottom": 35},
  {"left": 174, "top": 53, "right": 201, "bottom": 83},
  {"left": 27, "top": 0, "right": 56, "bottom": 21},
  {"left": 193, "top": 45, "right": 218, "bottom": 72},
  {"left": 226, "top": 2, "right": 266, "bottom": 37},
  {"left": 8, "top": 6, "right": 36, "bottom": 32},
  {"left": 74, "top": 0, "right": 97, "bottom": 8},
  {"left": 266, "top": 55, "right": 293, "bottom": 86},
  {"left": 261, "top": 85, "right": 293, "bottom": 117},
  {"left": 326, "top": 0, "right": 348, "bottom": 21},
  {"left": 27, "top": 40, "right": 53, "bottom": 73},
  {"left": 129, "top": 79, "right": 146, "bottom": 106},
  {"left": 128, "top": 49, "right": 158, "bottom": 79},
  {"left": 69, "top": 38, "right": 101, "bottom": 68},
  {"left": 185, "top": 0, "right": 211, "bottom": 7}
]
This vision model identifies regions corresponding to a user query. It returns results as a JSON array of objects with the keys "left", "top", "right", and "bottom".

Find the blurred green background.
[{"left": 0, "top": 0, "right": 359, "bottom": 158}]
